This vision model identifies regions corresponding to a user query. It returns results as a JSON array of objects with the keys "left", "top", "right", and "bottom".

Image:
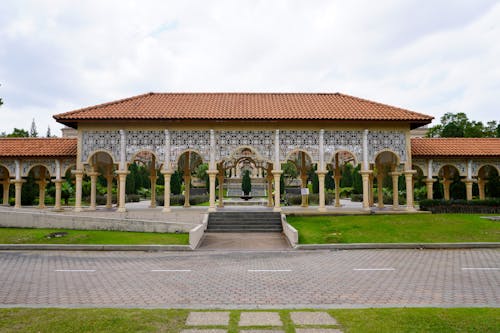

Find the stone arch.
[
  {"left": 438, "top": 164, "right": 460, "bottom": 179},
  {"left": 285, "top": 149, "right": 314, "bottom": 164},
  {"left": 225, "top": 145, "right": 272, "bottom": 165},
  {"left": 129, "top": 149, "right": 160, "bottom": 167},
  {"left": 86, "top": 149, "right": 117, "bottom": 166},
  {"left": 175, "top": 149, "right": 205, "bottom": 166},
  {"left": 0, "top": 163, "right": 11, "bottom": 180},
  {"left": 374, "top": 149, "right": 401, "bottom": 167},
  {"left": 63, "top": 164, "right": 76, "bottom": 177},
  {"left": 26, "top": 164, "right": 52, "bottom": 179},
  {"left": 330, "top": 150, "right": 358, "bottom": 168},
  {"left": 477, "top": 163, "right": 500, "bottom": 177}
]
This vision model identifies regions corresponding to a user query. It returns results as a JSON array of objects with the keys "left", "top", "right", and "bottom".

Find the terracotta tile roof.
[
  {"left": 411, "top": 138, "right": 500, "bottom": 157},
  {"left": 54, "top": 92, "right": 433, "bottom": 127},
  {"left": 0, "top": 138, "right": 77, "bottom": 158}
]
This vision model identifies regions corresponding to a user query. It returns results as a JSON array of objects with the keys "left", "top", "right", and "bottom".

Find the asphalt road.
[{"left": 0, "top": 249, "right": 499, "bottom": 308}]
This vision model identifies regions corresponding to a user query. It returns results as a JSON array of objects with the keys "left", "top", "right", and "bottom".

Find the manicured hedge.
[
  {"left": 419, "top": 199, "right": 500, "bottom": 214},
  {"left": 156, "top": 194, "right": 209, "bottom": 206}
]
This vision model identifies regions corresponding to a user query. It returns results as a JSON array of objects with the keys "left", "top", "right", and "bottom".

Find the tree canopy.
[{"left": 427, "top": 112, "right": 499, "bottom": 138}]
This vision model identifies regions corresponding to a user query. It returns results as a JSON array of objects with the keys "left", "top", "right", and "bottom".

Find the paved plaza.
[{"left": 0, "top": 249, "right": 498, "bottom": 308}]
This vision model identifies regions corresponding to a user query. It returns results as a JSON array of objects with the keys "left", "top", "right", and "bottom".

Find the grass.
[
  {"left": 0, "top": 308, "right": 498, "bottom": 332},
  {"left": 0, "top": 227, "right": 189, "bottom": 245},
  {"left": 287, "top": 214, "right": 500, "bottom": 244}
]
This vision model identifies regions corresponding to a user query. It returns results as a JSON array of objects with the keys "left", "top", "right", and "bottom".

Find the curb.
[
  {"left": 295, "top": 242, "right": 500, "bottom": 250},
  {"left": 0, "top": 244, "right": 192, "bottom": 251}
]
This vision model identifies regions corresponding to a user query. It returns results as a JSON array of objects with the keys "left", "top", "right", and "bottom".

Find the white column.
[
  {"left": 73, "top": 170, "right": 84, "bottom": 212},
  {"left": 53, "top": 160, "right": 63, "bottom": 211},
  {"left": 208, "top": 129, "right": 217, "bottom": 212},
  {"left": 361, "top": 129, "right": 372, "bottom": 210},
  {"left": 88, "top": 171, "right": 99, "bottom": 210},
  {"left": 404, "top": 170, "right": 416, "bottom": 211},
  {"left": 13, "top": 160, "right": 23, "bottom": 209},
  {"left": 465, "top": 159, "right": 474, "bottom": 201},
  {"left": 162, "top": 129, "right": 172, "bottom": 212},
  {"left": 317, "top": 129, "right": 326, "bottom": 211},
  {"left": 273, "top": 129, "right": 282, "bottom": 212},
  {"left": 116, "top": 129, "right": 128, "bottom": 212},
  {"left": 119, "top": 129, "right": 127, "bottom": 171},
  {"left": 425, "top": 159, "right": 435, "bottom": 199}
]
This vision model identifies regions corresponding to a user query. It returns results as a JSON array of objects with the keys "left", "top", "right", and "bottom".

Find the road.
[{"left": 0, "top": 249, "right": 499, "bottom": 308}]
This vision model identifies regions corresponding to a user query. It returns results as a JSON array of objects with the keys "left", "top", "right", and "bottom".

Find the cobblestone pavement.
[{"left": 0, "top": 249, "right": 498, "bottom": 308}]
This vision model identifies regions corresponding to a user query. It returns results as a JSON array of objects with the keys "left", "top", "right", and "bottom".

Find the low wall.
[
  {"left": 281, "top": 214, "right": 298, "bottom": 247},
  {"left": 0, "top": 210, "right": 198, "bottom": 233}
]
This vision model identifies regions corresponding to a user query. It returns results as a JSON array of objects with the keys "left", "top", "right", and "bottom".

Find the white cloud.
[{"left": 0, "top": 0, "right": 499, "bottom": 135}]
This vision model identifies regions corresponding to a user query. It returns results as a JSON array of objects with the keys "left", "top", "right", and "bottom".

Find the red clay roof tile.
[
  {"left": 0, "top": 138, "right": 77, "bottom": 158},
  {"left": 411, "top": 138, "right": 500, "bottom": 157},
  {"left": 53, "top": 92, "right": 433, "bottom": 126}
]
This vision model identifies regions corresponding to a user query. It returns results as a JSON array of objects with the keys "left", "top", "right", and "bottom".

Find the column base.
[
  {"left": 52, "top": 208, "right": 64, "bottom": 212},
  {"left": 208, "top": 207, "right": 217, "bottom": 213},
  {"left": 88, "top": 206, "right": 96, "bottom": 211},
  {"left": 406, "top": 206, "right": 417, "bottom": 212},
  {"left": 162, "top": 207, "right": 171, "bottom": 213},
  {"left": 74, "top": 207, "right": 83, "bottom": 212},
  {"left": 273, "top": 207, "right": 282, "bottom": 212},
  {"left": 149, "top": 204, "right": 157, "bottom": 209},
  {"left": 318, "top": 207, "right": 327, "bottom": 212},
  {"left": 117, "top": 207, "right": 127, "bottom": 213}
]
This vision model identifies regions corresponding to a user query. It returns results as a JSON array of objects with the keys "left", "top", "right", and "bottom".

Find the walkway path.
[
  {"left": 0, "top": 249, "right": 498, "bottom": 308},
  {"left": 198, "top": 233, "right": 291, "bottom": 251}
]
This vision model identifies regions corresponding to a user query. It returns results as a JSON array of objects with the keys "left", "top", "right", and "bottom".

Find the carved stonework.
[
  {"left": 170, "top": 130, "right": 210, "bottom": 162},
  {"left": 280, "top": 130, "right": 319, "bottom": 162},
  {"left": 324, "top": 130, "right": 363, "bottom": 164},
  {"left": 125, "top": 130, "right": 165, "bottom": 162},
  {"left": 368, "top": 130, "right": 406, "bottom": 163},
  {"left": 216, "top": 130, "right": 274, "bottom": 162},
  {"left": 61, "top": 159, "right": 76, "bottom": 176},
  {"left": 432, "top": 159, "right": 467, "bottom": 177},
  {"left": 82, "top": 130, "right": 121, "bottom": 163}
]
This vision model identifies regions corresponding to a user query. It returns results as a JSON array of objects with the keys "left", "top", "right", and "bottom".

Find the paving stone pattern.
[
  {"left": 0, "top": 249, "right": 499, "bottom": 307},
  {"left": 186, "top": 312, "right": 230, "bottom": 326},
  {"left": 239, "top": 312, "right": 282, "bottom": 326},
  {"left": 290, "top": 312, "right": 337, "bottom": 325}
]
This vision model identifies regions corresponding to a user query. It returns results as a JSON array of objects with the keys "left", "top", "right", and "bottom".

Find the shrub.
[
  {"left": 156, "top": 194, "right": 209, "bottom": 206},
  {"left": 242, "top": 170, "right": 251, "bottom": 195},
  {"left": 350, "top": 194, "right": 363, "bottom": 202},
  {"left": 126, "top": 194, "right": 141, "bottom": 202},
  {"left": 419, "top": 199, "right": 500, "bottom": 213}
]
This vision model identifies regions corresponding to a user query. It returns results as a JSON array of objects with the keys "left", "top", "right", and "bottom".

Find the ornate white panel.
[
  {"left": 368, "top": 130, "right": 406, "bottom": 163},
  {"left": 280, "top": 130, "right": 319, "bottom": 162},
  {"left": 126, "top": 130, "right": 165, "bottom": 162},
  {"left": 432, "top": 159, "right": 467, "bottom": 177},
  {"left": 170, "top": 130, "right": 210, "bottom": 162},
  {"left": 216, "top": 130, "right": 274, "bottom": 162},
  {"left": 324, "top": 130, "right": 363, "bottom": 164},
  {"left": 0, "top": 159, "right": 17, "bottom": 178},
  {"left": 21, "top": 159, "right": 57, "bottom": 178},
  {"left": 471, "top": 159, "right": 500, "bottom": 176},
  {"left": 82, "top": 130, "right": 121, "bottom": 163},
  {"left": 61, "top": 158, "right": 76, "bottom": 175}
]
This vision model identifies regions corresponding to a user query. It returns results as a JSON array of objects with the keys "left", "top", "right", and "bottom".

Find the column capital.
[
  {"left": 72, "top": 169, "right": 85, "bottom": 176},
  {"left": 115, "top": 170, "right": 130, "bottom": 176},
  {"left": 87, "top": 171, "right": 100, "bottom": 177},
  {"left": 271, "top": 170, "right": 283, "bottom": 175},
  {"left": 11, "top": 179, "right": 26, "bottom": 184},
  {"left": 315, "top": 170, "right": 327, "bottom": 176},
  {"left": 388, "top": 171, "right": 402, "bottom": 177},
  {"left": 462, "top": 178, "right": 475, "bottom": 184},
  {"left": 161, "top": 169, "right": 173, "bottom": 176},
  {"left": 360, "top": 170, "right": 373, "bottom": 176},
  {"left": 207, "top": 170, "right": 218, "bottom": 176},
  {"left": 403, "top": 170, "right": 417, "bottom": 176}
]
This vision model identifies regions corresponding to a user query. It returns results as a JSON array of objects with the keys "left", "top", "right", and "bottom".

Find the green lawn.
[
  {"left": 0, "top": 308, "right": 497, "bottom": 333},
  {"left": 287, "top": 214, "right": 500, "bottom": 244},
  {"left": 0, "top": 227, "right": 188, "bottom": 245}
]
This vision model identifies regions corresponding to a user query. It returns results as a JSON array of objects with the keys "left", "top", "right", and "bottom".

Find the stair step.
[{"left": 206, "top": 229, "right": 283, "bottom": 233}]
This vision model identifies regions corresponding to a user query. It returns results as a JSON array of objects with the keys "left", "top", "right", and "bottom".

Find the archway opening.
[
  {"left": 284, "top": 150, "right": 313, "bottom": 207},
  {"left": 87, "top": 151, "right": 116, "bottom": 209},
  {"left": 127, "top": 151, "right": 161, "bottom": 208},
  {"left": 375, "top": 151, "right": 402, "bottom": 209},
  {"left": 329, "top": 151, "right": 359, "bottom": 207},
  {"left": 25, "top": 165, "right": 50, "bottom": 208},
  {"left": 176, "top": 151, "right": 207, "bottom": 207},
  {"left": 0, "top": 165, "right": 10, "bottom": 205},
  {"left": 477, "top": 165, "right": 500, "bottom": 199},
  {"left": 437, "top": 165, "right": 463, "bottom": 200}
]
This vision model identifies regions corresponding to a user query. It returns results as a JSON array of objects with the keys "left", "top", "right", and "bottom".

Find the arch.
[
  {"left": 374, "top": 150, "right": 401, "bottom": 167},
  {"left": 224, "top": 145, "right": 271, "bottom": 164},
  {"left": 438, "top": 164, "right": 460, "bottom": 179},
  {"left": 86, "top": 149, "right": 117, "bottom": 165},
  {"left": 128, "top": 149, "right": 160, "bottom": 166},
  {"left": 412, "top": 164, "right": 425, "bottom": 178},
  {"left": 0, "top": 164, "right": 11, "bottom": 180},
  {"left": 285, "top": 149, "right": 314, "bottom": 164},
  {"left": 330, "top": 150, "right": 358, "bottom": 168},
  {"left": 175, "top": 149, "right": 205, "bottom": 166},
  {"left": 477, "top": 163, "right": 500, "bottom": 178},
  {"left": 26, "top": 164, "right": 51, "bottom": 179},
  {"left": 63, "top": 164, "right": 77, "bottom": 177}
]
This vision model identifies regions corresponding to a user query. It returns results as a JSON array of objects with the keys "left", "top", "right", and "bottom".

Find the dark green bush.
[
  {"left": 156, "top": 194, "right": 209, "bottom": 206},
  {"left": 350, "top": 194, "right": 363, "bottom": 202},
  {"left": 126, "top": 194, "right": 141, "bottom": 203}
]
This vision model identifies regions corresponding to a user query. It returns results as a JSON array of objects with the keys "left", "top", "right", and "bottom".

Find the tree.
[
  {"left": 282, "top": 161, "right": 298, "bottom": 186},
  {"left": 46, "top": 126, "right": 51, "bottom": 138},
  {"left": 30, "top": 119, "right": 38, "bottom": 137},
  {"left": 241, "top": 170, "right": 251, "bottom": 195},
  {"left": 4, "top": 128, "right": 29, "bottom": 137},
  {"left": 426, "top": 112, "right": 499, "bottom": 138},
  {"left": 170, "top": 170, "right": 182, "bottom": 195}
]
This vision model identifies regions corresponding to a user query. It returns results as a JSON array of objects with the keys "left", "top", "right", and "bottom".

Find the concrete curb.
[
  {"left": 295, "top": 242, "right": 500, "bottom": 250},
  {"left": 0, "top": 244, "right": 192, "bottom": 251}
]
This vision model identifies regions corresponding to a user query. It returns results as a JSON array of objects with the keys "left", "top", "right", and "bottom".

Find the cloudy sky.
[{"left": 1, "top": 0, "right": 499, "bottom": 135}]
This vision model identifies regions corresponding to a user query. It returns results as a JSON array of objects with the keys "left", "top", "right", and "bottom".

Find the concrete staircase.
[{"left": 206, "top": 212, "right": 283, "bottom": 233}]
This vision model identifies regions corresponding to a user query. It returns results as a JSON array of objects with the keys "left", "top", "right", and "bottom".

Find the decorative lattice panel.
[
  {"left": 471, "top": 160, "right": 500, "bottom": 177},
  {"left": 170, "top": 130, "right": 210, "bottom": 162},
  {"left": 412, "top": 159, "right": 427, "bottom": 177},
  {"left": 368, "top": 130, "right": 406, "bottom": 163},
  {"left": 82, "top": 130, "right": 121, "bottom": 163},
  {"left": 279, "top": 130, "right": 319, "bottom": 162},
  {"left": 61, "top": 158, "right": 76, "bottom": 176},
  {"left": 324, "top": 130, "right": 363, "bottom": 164},
  {"left": 216, "top": 130, "right": 274, "bottom": 162},
  {"left": 125, "top": 130, "right": 165, "bottom": 162}
]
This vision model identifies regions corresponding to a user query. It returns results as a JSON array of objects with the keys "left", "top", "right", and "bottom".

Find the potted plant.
[{"left": 241, "top": 170, "right": 252, "bottom": 200}]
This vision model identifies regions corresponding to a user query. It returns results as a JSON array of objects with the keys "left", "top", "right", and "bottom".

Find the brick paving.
[
  {"left": 0, "top": 249, "right": 498, "bottom": 308},
  {"left": 186, "top": 312, "right": 230, "bottom": 326},
  {"left": 239, "top": 312, "right": 282, "bottom": 326},
  {"left": 290, "top": 312, "right": 337, "bottom": 325}
]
